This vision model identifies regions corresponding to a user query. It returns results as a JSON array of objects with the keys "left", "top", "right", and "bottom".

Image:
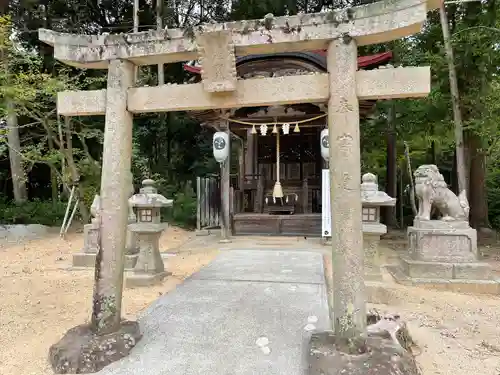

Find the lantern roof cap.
[{"left": 129, "top": 179, "right": 173, "bottom": 208}]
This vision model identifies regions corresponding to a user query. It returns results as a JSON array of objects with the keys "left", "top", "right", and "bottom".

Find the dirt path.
[{"left": 0, "top": 227, "right": 218, "bottom": 375}]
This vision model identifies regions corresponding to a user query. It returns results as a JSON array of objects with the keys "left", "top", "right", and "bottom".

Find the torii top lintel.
[{"left": 38, "top": 0, "right": 442, "bottom": 70}]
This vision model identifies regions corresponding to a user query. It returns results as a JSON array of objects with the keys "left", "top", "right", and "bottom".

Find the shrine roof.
[{"left": 183, "top": 51, "right": 393, "bottom": 75}]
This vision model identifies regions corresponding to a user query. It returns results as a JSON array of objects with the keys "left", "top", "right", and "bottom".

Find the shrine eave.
[{"left": 183, "top": 51, "right": 393, "bottom": 75}]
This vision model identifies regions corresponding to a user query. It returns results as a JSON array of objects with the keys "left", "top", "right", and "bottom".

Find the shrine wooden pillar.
[
  {"left": 327, "top": 38, "right": 365, "bottom": 335},
  {"left": 219, "top": 120, "right": 232, "bottom": 242},
  {"left": 245, "top": 128, "right": 255, "bottom": 176},
  {"left": 237, "top": 137, "right": 245, "bottom": 213}
]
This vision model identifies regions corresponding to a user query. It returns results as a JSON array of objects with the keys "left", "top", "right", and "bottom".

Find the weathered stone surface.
[
  {"left": 38, "top": 0, "right": 441, "bottom": 69},
  {"left": 360, "top": 173, "right": 396, "bottom": 281},
  {"left": 308, "top": 314, "right": 421, "bottom": 375},
  {"left": 0, "top": 224, "right": 49, "bottom": 245},
  {"left": 398, "top": 256, "right": 497, "bottom": 280},
  {"left": 82, "top": 222, "right": 100, "bottom": 254},
  {"left": 364, "top": 234, "right": 383, "bottom": 281},
  {"left": 387, "top": 263, "right": 500, "bottom": 295},
  {"left": 91, "top": 58, "right": 134, "bottom": 334},
  {"left": 327, "top": 37, "right": 365, "bottom": 335},
  {"left": 407, "top": 221, "right": 477, "bottom": 262},
  {"left": 195, "top": 30, "right": 237, "bottom": 92},
  {"left": 48, "top": 321, "right": 141, "bottom": 374},
  {"left": 125, "top": 271, "right": 170, "bottom": 287},
  {"left": 414, "top": 164, "right": 469, "bottom": 221},
  {"left": 56, "top": 67, "right": 431, "bottom": 116},
  {"left": 73, "top": 253, "right": 139, "bottom": 270},
  {"left": 389, "top": 164, "right": 500, "bottom": 292},
  {"left": 131, "top": 231, "right": 166, "bottom": 273},
  {"left": 309, "top": 334, "right": 420, "bottom": 375},
  {"left": 126, "top": 179, "right": 172, "bottom": 287},
  {"left": 401, "top": 257, "right": 454, "bottom": 278}
]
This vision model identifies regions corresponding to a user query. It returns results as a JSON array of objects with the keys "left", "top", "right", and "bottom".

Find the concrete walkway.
[{"left": 98, "top": 250, "right": 330, "bottom": 375}]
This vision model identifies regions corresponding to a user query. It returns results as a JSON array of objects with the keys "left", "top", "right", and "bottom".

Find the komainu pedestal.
[{"left": 388, "top": 165, "right": 500, "bottom": 294}]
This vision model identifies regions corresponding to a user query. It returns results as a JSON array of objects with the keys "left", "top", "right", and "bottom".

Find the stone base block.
[
  {"left": 48, "top": 321, "right": 141, "bottom": 374},
  {"left": 387, "top": 261, "right": 500, "bottom": 295},
  {"left": 195, "top": 228, "right": 221, "bottom": 236},
  {"left": 125, "top": 271, "right": 171, "bottom": 288},
  {"left": 72, "top": 253, "right": 98, "bottom": 268},
  {"left": 124, "top": 254, "right": 139, "bottom": 269},
  {"left": 308, "top": 330, "right": 419, "bottom": 375},
  {"left": 400, "top": 256, "right": 496, "bottom": 280},
  {"left": 408, "top": 222, "right": 477, "bottom": 262},
  {"left": 72, "top": 253, "right": 138, "bottom": 270},
  {"left": 365, "top": 271, "right": 384, "bottom": 282}
]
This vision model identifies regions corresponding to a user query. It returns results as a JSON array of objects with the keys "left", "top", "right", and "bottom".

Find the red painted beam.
[{"left": 183, "top": 51, "right": 393, "bottom": 74}]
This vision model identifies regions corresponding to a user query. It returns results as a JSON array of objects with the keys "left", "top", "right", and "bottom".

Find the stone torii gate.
[{"left": 40, "top": 0, "right": 439, "bottom": 371}]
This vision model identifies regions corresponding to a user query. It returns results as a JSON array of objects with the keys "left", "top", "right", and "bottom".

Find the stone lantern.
[
  {"left": 72, "top": 195, "right": 101, "bottom": 268},
  {"left": 360, "top": 173, "right": 396, "bottom": 281},
  {"left": 125, "top": 179, "right": 173, "bottom": 287}
]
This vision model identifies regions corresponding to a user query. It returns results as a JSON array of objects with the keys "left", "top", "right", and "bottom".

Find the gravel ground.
[
  {"left": 0, "top": 227, "right": 218, "bottom": 375},
  {"left": 1, "top": 229, "right": 499, "bottom": 375},
  {"left": 323, "top": 255, "right": 500, "bottom": 375}
]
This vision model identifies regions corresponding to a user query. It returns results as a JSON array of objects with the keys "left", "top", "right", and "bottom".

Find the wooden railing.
[{"left": 196, "top": 176, "right": 221, "bottom": 230}]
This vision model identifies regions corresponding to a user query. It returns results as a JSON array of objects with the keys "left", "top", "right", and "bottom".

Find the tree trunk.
[
  {"left": 0, "top": 0, "right": 8, "bottom": 16},
  {"left": 156, "top": 0, "right": 164, "bottom": 85},
  {"left": 439, "top": 3, "right": 468, "bottom": 195},
  {"left": 47, "top": 132, "right": 58, "bottom": 202},
  {"left": 467, "top": 133, "right": 490, "bottom": 229},
  {"left": 384, "top": 102, "right": 398, "bottom": 228},
  {"left": 64, "top": 117, "right": 90, "bottom": 223},
  {"left": 6, "top": 101, "right": 28, "bottom": 203}
]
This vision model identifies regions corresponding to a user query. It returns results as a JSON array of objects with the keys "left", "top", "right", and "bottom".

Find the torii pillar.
[
  {"left": 91, "top": 59, "right": 135, "bottom": 334},
  {"left": 327, "top": 38, "right": 365, "bottom": 336}
]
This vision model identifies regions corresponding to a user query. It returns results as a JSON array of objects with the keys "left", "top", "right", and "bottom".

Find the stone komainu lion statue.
[{"left": 414, "top": 164, "right": 469, "bottom": 221}]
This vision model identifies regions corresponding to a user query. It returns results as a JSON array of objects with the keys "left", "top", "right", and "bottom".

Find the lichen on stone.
[
  {"left": 183, "top": 26, "right": 195, "bottom": 41},
  {"left": 326, "top": 11, "right": 340, "bottom": 27},
  {"left": 263, "top": 13, "right": 274, "bottom": 30},
  {"left": 342, "top": 33, "right": 353, "bottom": 45},
  {"left": 346, "top": 8, "right": 355, "bottom": 21},
  {"left": 241, "top": 22, "right": 251, "bottom": 35}
]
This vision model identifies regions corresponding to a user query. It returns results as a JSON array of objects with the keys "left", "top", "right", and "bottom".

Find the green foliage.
[
  {"left": 163, "top": 182, "right": 198, "bottom": 229},
  {"left": 0, "top": 0, "right": 498, "bottom": 230},
  {"left": 486, "top": 165, "right": 500, "bottom": 229},
  {"left": 0, "top": 199, "right": 68, "bottom": 226}
]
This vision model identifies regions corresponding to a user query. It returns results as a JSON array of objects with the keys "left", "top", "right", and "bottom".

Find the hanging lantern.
[
  {"left": 320, "top": 128, "right": 329, "bottom": 161},
  {"left": 251, "top": 124, "right": 257, "bottom": 134},
  {"left": 293, "top": 123, "right": 300, "bottom": 133},
  {"left": 260, "top": 124, "right": 268, "bottom": 136},
  {"left": 272, "top": 123, "right": 278, "bottom": 134},
  {"left": 282, "top": 123, "right": 290, "bottom": 135}
]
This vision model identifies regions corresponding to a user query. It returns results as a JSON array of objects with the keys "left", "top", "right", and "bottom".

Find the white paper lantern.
[
  {"left": 320, "top": 128, "right": 329, "bottom": 161},
  {"left": 213, "top": 132, "right": 229, "bottom": 163},
  {"left": 282, "top": 123, "right": 290, "bottom": 135}
]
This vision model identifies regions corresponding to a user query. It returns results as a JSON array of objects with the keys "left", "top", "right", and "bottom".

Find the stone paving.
[{"left": 97, "top": 249, "right": 330, "bottom": 375}]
